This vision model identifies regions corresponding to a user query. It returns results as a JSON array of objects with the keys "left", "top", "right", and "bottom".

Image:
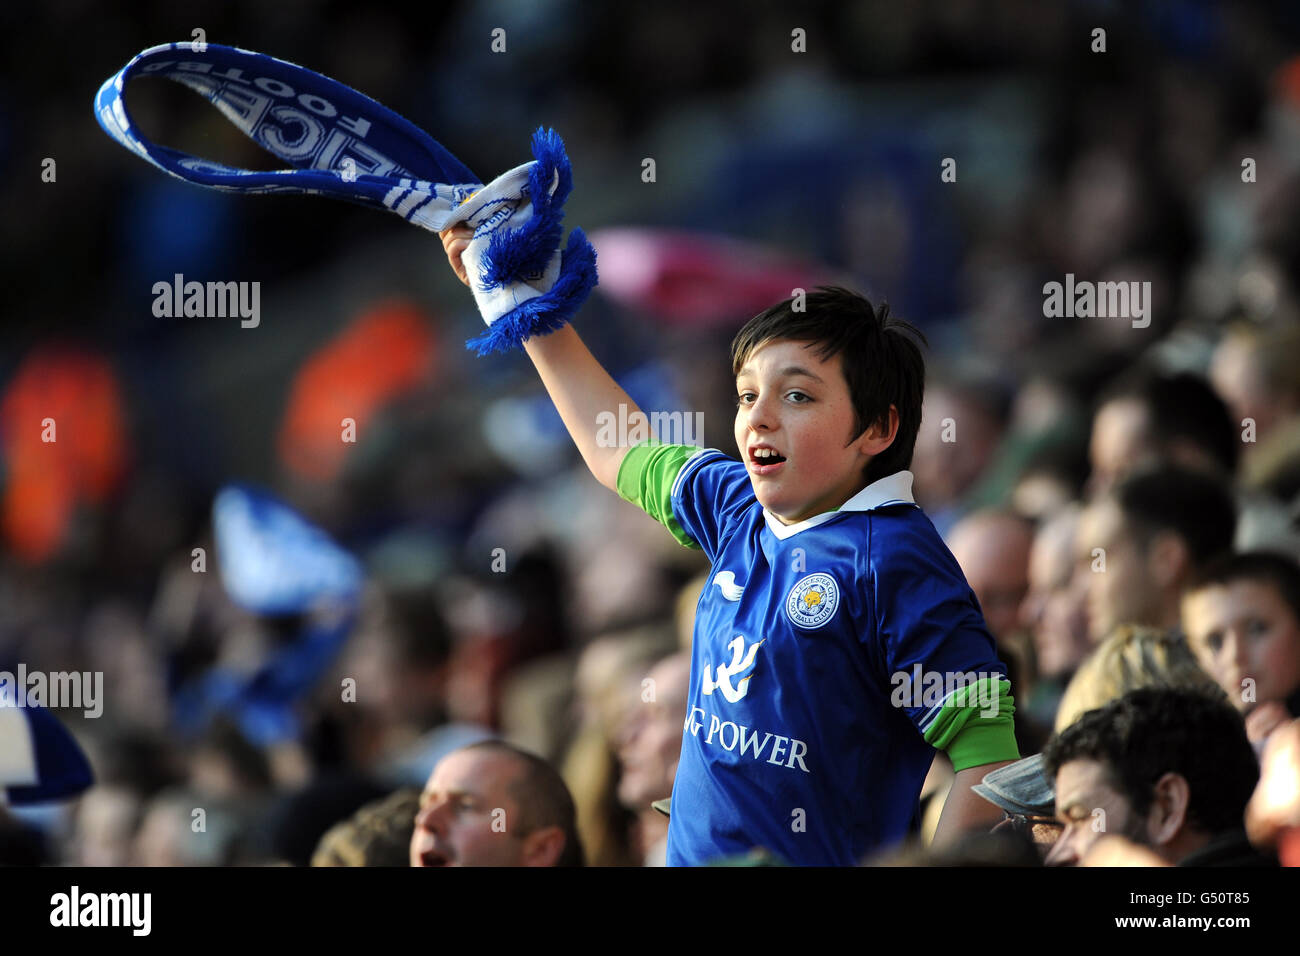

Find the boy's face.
[
  {"left": 734, "top": 339, "right": 887, "bottom": 524},
  {"left": 1181, "top": 580, "right": 1300, "bottom": 713}
]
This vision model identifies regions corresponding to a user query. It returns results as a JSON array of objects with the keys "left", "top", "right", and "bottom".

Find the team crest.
[{"left": 785, "top": 573, "right": 839, "bottom": 629}]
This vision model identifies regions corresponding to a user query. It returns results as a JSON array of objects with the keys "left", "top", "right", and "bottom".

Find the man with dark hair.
[
  {"left": 1077, "top": 464, "right": 1236, "bottom": 642},
  {"left": 1042, "top": 687, "right": 1268, "bottom": 866},
  {"left": 410, "top": 740, "right": 583, "bottom": 867},
  {"left": 1089, "top": 368, "right": 1239, "bottom": 494},
  {"left": 1182, "top": 550, "right": 1300, "bottom": 741}
]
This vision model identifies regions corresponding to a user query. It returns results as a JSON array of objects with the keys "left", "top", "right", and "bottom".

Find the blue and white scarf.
[{"left": 95, "top": 42, "right": 596, "bottom": 353}]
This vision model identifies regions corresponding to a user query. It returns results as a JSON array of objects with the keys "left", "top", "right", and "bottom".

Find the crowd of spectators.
[{"left": 2, "top": 1, "right": 1300, "bottom": 866}]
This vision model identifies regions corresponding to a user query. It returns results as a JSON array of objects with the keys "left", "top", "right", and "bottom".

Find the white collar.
[{"left": 761, "top": 470, "right": 916, "bottom": 540}]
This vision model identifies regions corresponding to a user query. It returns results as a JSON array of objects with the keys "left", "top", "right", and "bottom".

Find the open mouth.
[
  {"left": 749, "top": 447, "right": 787, "bottom": 473},
  {"left": 419, "top": 848, "right": 451, "bottom": 867}
]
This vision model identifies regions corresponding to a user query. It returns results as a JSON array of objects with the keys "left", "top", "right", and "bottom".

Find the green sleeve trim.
[
  {"left": 946, "top": 719, "right": 1021, "bottom": 772},
  {"left": 920, "top": 677, "right": 1021, "bottom": 772},
  {"left": 615, "top": 441, "right": 702, "bottom": 550}
]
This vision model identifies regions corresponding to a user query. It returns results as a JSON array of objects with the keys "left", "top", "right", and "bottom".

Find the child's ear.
[{"left": 857, "top": 405, "right": 900, "bottom": 456}]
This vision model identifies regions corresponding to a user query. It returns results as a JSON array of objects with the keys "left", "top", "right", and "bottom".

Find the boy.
[
  {"left": 439, "top": 229, "right": 1020, "bottom": 865},
  {"left": 1181, "top": 550, "right": 1300, "bottom": 744}
]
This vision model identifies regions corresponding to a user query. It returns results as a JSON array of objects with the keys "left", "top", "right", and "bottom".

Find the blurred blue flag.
[
  {"left": 173, "top": 486, "right": 364, "bottom": 745},
  {"left": 214, "top": 485, "right": 362, "bottom": 613}
]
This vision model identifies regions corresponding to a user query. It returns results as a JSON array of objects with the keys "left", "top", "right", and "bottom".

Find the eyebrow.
[
  {"left": 1055, "top": 799, "right": 1090, "bottom": 821},
  {"left": 421, "top": 787, "right": 475, "bottom": 805},
  {"left": 736, "top": 366, "right": 825, "bottom": 384}
]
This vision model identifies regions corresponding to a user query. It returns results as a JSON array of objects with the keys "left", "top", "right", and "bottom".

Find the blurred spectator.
[
  {"left": 65, "top": 728, "right": 184, "bottom": 866},
  {"left": 1019, "top": 506, "right": 1090, "bottom": 727},
  {"left": 311, "top": 787, "right": 420, "bottom": 867},
  {"left": 1043, "top": 687, "right": 1268, "bottom": 867},
  {"left": 947, "top": 509, "right": 1034, "bottom": 646},
  {"left": 1054, "top": 625, "right": 1223, "bottom": 734},
  {"left": 947, "top": 508, "right": 1047, "bottom": 752},
  {"left": 335, "top": 584, "right": 493, "bottom": 788},
  {"left": 1088, "top": 369, "right": 1238, "bottom": 495},
  {"left": 1076, "top": 465, "right": 1236, "bottom": 642},
  {"left": 188, "top": 719, "right": 275, "bottom": 802},
  {"left": 1209, "top": 321, "right": 1300, "bottom": 446},
  {"left": 1240, "top": 416, "right": 1300, "bottom": 515},
  {"left": 910, "top": 378, "right": 1008, "bottom": 535},
  {"left": 561, "top": 626, "right": 676, "bottom": 866},
  {"left": 265, "top": 773, "right": 391, "bottom": 866},
  {"left": 1246, "top": 717, "right": 1300, "bottom": 865},
  {"left": 1181, "top": 550, "right": 1300, "bottom": 742},
  {"left": 436, "top": 547, "right": 571, "bottom": 730},
  {"left": 499, "top": 653, "right": 580, "bottom": 766},
  {"left": 410, "top": 740, "right": 582, "bottom": 867},
  {"left": 134, "top": 787, "right": 249, "bottom": 866},
  {"left": 68, "top": 785, "right": 141, "bottom": 867},
  {"left": 616, "top": 651, "right": 691, "bottom": 866},
  {"left": 1008, "top": 439, "right": 1090, "bottom": 524}
]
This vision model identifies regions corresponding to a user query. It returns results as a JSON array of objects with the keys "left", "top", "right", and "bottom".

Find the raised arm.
[{"left": 440, "top": 224, "right": 642, "bottom": 493}]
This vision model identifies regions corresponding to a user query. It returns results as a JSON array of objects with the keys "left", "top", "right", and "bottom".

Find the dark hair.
[
  {"left": 1043, "top": 687, "right": 1258, "bottom": 837},
  {"left": 1110, "top": 464, "right": 1236, "bottom": 570},
  {"left": 1187, "top": 549, "right": 1300, "bottom": 626},
  {"left": 1097, "top": 368, "right": 1239, "bottom": 476},
  {"left": 462, "top": 741, "right": 585, "bottom": 867},
  {"left": 730, "top": 286, "right": 927, "bottom": 486}
]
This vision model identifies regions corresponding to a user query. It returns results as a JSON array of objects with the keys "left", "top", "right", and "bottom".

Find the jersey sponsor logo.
[
  {"left": 711, "top": 570, "right": 744, "bottom": 601},
  {"left": 702, "top": 635, "right": 763, "bottom": 703},
  {"left": 683, "top": 706, "right": 811, "bottom": 773},
  {"left": 686, "top": 707, "right": 806, "bottom": 775},
  {"left": 785, "top": 573, "right": 838, "bottom": 629}
]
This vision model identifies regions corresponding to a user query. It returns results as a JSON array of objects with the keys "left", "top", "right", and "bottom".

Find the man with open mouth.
[{"left": 409, "top": 740, "right": 583, "bottom": 867}]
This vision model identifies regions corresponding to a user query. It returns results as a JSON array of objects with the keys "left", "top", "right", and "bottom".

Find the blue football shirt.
[{"left": 617, "top": 442, "right": 1019, "bottom": 866}]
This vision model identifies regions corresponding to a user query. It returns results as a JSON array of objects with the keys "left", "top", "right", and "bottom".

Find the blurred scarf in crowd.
[{"left": 172, "top": 485, "right": 362, "bottom": 745}]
